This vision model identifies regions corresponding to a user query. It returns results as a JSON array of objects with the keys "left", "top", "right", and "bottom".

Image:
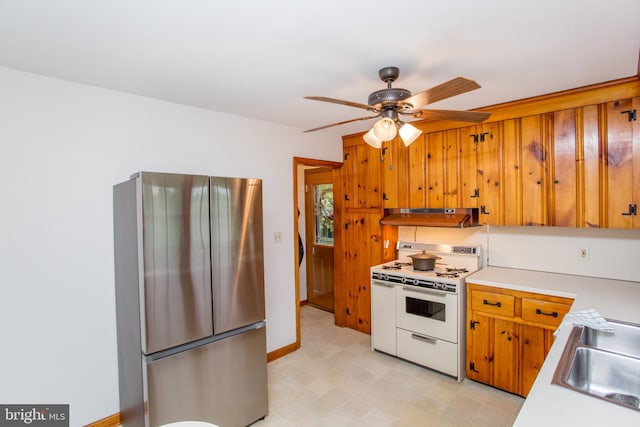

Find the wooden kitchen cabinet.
[
  {"left": 381, "top": 137, "right": 409, "bottom": 208},
  {"left": 604, "top": 97, "right": 640, "bottom": 228},
  {"left": 334, "top": 78, "right": 639, "bottom": 336},
  {"left": 457, "top": 122, "right": 503, "bottom": 224},
  {"left": 341, "top": 137, "right": 383, "bottom": 209},
  {"left": 335, "top": 135, "right": 385, "bottom": 333},
  {"left": 407, "top": 134, "right": 426, "bottom": 207},
  {"left": 466, "top": 283, "right": 573, "bottom": 397}
]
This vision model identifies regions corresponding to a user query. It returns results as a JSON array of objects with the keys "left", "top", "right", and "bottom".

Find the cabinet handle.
[
  {"left": 411, "top": 333, "right": 437, "bottom": 344},
  {"left": 524, "top": 339, "right": 530, "bottom": 345},
  {"left": 621, "top": 204, "right": 637, "bottom": 216},
  {"left": 536, "top": 308, "right": 558, "bottom": 318},
  {"left": 621, "top": 109, "right": 637, "bottom": 122},
  {"left": 483, "top": 299, "right": 501, "bottom": 308}
]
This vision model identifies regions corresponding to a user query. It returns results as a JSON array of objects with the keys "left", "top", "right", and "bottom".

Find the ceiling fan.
[{"left": 304, "top": 66, "right": 490, "bottom": 147}]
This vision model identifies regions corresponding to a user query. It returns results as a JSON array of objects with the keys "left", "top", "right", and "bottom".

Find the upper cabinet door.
[
  {"left": 520, "top": 115, "right": 548, "bottom": 226},
  {"left": 140, "top": 172, "right": 213, "bottom": 354},
  {"left": 606, "top": 97, "right": 640, "bottom": 229},
  {"left": 381, "top": 137, "right": 409, "bottom": 209},
  {"left": 549, "top": 109, "right": 578, "bottom": 227},
  {"left": 341, "top": 139, "right": 382, "bottom": 209}
]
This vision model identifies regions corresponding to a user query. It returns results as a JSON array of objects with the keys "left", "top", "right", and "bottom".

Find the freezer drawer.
[{"left": 143, "top": 326, "right": 268, "bottom": 427}]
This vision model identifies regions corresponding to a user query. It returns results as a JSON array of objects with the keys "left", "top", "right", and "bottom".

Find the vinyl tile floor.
[{"left": 253, "top": 305, "right": 524, "bottom": 427}]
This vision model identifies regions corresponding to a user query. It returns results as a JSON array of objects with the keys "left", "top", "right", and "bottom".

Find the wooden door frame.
[{"left": 292, "top": 157, "right": 342, "bottom": 348}]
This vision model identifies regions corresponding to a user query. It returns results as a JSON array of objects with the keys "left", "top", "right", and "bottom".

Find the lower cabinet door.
[
  {"left": 520, "top": 325, "right": 553, "bottom": 396},
  {"left": 466, "top": 313, "right": 492, "bottom": 384},
  {"left": 493, "top": 318, "right": 519, "bottom": 394},
  {"left": 397, "top": 328, "right": 458, "bottom": 377}
]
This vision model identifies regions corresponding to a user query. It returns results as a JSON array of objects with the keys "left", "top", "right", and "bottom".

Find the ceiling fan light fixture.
[
  {"left": 372, "top": 117, "right": 397, "bottom": 141},
  {"left": 363, "top": 128, "right": 382, "bottom": 148},
  {"left": 399, "top": 122, "right": 422, "bottom": 146}
]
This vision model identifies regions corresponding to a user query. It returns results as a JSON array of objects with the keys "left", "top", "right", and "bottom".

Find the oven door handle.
[
  {"left": 411, "top": 333, "right": 438, "bottom": 344},
  {"left": 402, "top": 285, "right": 449, "bottom": 297},
  {"left": 372, "top": 280, "right": 395, "bottom": 288}
]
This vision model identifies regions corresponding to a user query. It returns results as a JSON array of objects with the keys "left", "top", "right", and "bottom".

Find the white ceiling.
[{"left": 1, "top": 0, "right": 639, "bottom": 137}]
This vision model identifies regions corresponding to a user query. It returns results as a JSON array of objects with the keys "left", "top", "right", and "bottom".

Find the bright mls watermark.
[{"left": 0, "top": 405, "right": 68, "bottom": 426}]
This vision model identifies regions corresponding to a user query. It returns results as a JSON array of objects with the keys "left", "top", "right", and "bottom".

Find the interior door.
[{"left": 304, "top": 167, "right": 334, "bottom": 312}]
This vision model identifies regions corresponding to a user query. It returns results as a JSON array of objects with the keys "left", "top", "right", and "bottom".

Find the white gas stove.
[{"left": 370, "top": 241, "right": 482, "bottom": 381}]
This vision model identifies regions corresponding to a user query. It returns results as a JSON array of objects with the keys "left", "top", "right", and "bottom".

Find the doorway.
[
  {"left": 292, "top": 157, "right": 341, "bottom": 349},
  {"left": 304, "top": 167, "right": 334, "bottom": 312}
]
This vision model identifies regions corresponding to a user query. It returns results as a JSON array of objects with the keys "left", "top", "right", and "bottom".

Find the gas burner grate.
[
  {"left": 446, "top": 267, "right": 469, "bottom": 273},
  {"left": 382, "top": 261, "right": 411, "bottom": 270},
  {"left": 435, "top": 271, "right": 460, "bottom": 278}
]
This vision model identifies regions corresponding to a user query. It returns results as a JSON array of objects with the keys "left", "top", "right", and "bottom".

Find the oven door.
[{"left": 396, "top": 284, "right": 458, "bottom": 343}]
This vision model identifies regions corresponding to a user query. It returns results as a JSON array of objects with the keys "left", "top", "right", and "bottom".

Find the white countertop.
[{"left": 466, "top": 266, "right": 640, "bottom": 427}]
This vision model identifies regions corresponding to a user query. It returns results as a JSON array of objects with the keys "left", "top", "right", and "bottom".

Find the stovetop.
[{"left": 370, "top": 241, "right": 482, "bottom": 290}]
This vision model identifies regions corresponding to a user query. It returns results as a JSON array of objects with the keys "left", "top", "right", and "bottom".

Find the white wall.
[
  {"left": 399, "top": 225, "right": 640, "bottom": 282},
  {"left": 487, "top": 226, "right": 640, "bottom": 282},
  {"left": 0, "top": 67, "right": 341, "bottom": 425}
]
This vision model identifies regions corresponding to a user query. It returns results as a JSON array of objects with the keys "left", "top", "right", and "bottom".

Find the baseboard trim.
[
  {"left": 85, "top": 412, "right": 120, "bottom": 427},
  {"left": 267, "top": 340, "right": 299, "bottom": 362}
]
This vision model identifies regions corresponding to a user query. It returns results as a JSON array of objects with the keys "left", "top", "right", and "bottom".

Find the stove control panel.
[{"left": 371, "top": 272, "right": 457, "bottom": 293}]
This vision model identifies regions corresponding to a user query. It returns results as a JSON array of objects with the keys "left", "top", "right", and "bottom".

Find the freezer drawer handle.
[
  {"left": 411, "top": 333, "right": 437, "bottom": 344},
  {"left": 483, "top": 299, "right": 501, "bottom": 308},
  {"left": 536, "top": 308, "right": 558, "bottom": 318}
]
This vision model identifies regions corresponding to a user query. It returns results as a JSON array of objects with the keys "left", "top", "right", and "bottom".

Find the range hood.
[{"left": 380, "top": 208, "right": 480, "bottom": 228}]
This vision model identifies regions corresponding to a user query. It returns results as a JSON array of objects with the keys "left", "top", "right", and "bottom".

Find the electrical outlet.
[
  {"left": 579, "top": 247, "right": 590, "bottom": 260},
  {"left": 273, "top": 232, "right": 283, "bottom": 243}
]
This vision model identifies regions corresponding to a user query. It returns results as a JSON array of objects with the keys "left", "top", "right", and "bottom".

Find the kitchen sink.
[
  {"left": 579, "top": 320, "right": 640, "bottom": 358},
  {"left": 553, "top": 320, "right": 640, "bottom": 412}
]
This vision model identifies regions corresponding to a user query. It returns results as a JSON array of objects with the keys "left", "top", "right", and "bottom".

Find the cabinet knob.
[{"left": 524, "top": 339, "right": 530, "bottom": 345}]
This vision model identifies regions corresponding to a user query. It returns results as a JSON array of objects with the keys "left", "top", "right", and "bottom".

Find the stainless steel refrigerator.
[{"left": 113, "top": 172, "right": 268, "bottom": 427}]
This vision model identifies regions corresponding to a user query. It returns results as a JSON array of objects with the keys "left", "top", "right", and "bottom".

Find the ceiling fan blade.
[
  {"left": 409, "top": 109, "right": 491, "bottom": 123},
  {"left": 304, "top": 96, "right": 374, "bottom": 111},
  {"left": 304, "top": 114, "right": 380, "bottom": 132},
  {"left": 403, "top": 77, "right": 481, "bottom": 109}
]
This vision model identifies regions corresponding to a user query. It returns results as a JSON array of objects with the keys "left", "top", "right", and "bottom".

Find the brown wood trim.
[
  {"left": 299, "top": 299, "right": 308, "bottom": 306},
  {"left": 85, "top": 413, "right": 120, "bottom": 427},
  {"left": 293, "top": 157, "right": 343, "bottom": 168},
  {"left": 267, "top": 341, "right": 299, "bottom": 362}
]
